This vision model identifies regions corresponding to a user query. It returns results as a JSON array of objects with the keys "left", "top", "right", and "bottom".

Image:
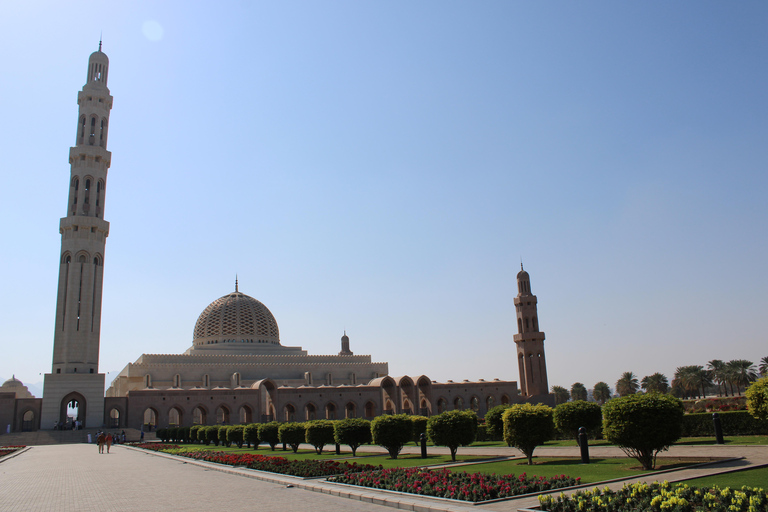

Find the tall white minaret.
[
  {"left": 42, "top": 44, "right": 113, "bottom": 429},
  {"left": 513, "top": 265, "right": 549, "bottom": 396}
]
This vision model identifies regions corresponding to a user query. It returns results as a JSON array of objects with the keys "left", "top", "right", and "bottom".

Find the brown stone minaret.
[
  {"left": 513, "top": 265, "right": 549, "bottom": 396},
  {"left": 42, "top": 44, "right": 113, "bottom": 428}
]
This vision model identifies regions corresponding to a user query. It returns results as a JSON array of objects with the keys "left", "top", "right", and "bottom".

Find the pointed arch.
[
  {"left": 284, "top": 403, "right": 297, "bottom": 422},
  {"left": 192, "top": 405, "right": 208, "bottom": 425},
  {"left": 325, "top": 401, "right": 338, "bottom": 420},
  {"left": 305, "top": 402, "right": 317, "bottom": 421}
]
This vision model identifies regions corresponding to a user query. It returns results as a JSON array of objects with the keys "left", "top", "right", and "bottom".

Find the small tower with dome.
[{"left": 339, "top": 332, "right": 353, "bottom": 356}]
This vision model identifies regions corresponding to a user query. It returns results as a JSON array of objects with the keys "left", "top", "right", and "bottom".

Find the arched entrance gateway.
[{"left": 59, "top": 392, "right": 86, "bottom": 428}]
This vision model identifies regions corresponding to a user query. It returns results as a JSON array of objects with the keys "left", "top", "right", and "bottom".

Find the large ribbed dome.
[{"left": 192, "top": 290, "right": 280, "bottom": 348}]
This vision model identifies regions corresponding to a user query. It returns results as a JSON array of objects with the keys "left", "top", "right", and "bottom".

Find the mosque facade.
[{"left": 1, "top": 47, "right": 551, "bottom": 433}]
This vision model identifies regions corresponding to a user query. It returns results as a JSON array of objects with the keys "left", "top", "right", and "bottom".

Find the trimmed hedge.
[
  {"left": 227, "top": 425, "right": 245, "bottom": 448},
  {"left": 243, "top": 423, "right": 260, "bottom": 448},
  {"left": 410, "top": 415, "right": 428, "bottom": 445},
  {"left": 258, "top": 422, "right": 280, "bottom": 450},
  {"left": 305, "top": 420, "right": 335, "bottom": 454},
  {"left": 681, "top": 410, "right": 768, "bottom": 437}
]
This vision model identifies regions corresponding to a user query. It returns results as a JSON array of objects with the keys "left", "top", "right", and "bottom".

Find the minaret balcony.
[{"left": 60, "top": 216, "right": 110, "bottom": 236}]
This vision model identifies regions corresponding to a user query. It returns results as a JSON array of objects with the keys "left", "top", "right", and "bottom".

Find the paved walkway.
[
  {"left": 0, "top": 442, "right": 765, "bottom": 512},
  {"left": 0, "top": 444, "right": 397, "bottom": 512}
]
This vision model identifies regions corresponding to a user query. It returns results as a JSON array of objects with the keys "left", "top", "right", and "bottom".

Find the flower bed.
[
  {"left": 132, "top": 443, "right": 382, "bottom": 478},
  {"left": 538, "top": 481, "right": 767, "bottom": 511},
  {"left": 0, "top": 445, "right": 26, "bottom": 457},
  {"left": 328, "top": 467, "right": 579, "bottom": 502}
]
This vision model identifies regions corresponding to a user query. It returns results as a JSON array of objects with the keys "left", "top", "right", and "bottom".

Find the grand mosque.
[{"left": 0, "top": 46, "right": 551, "bottom": 433}]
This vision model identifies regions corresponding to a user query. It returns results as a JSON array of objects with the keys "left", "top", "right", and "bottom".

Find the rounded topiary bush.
[
  {"left": 203, "top": 425, "right": 219, "bottom": 445},
  {"left": 426, "top": 410, "right": 477, "bottom": 461},
  {"left": 485, "top": 404, "right": 512, "bottom": 439},
  {"left": 305, "top": 420, "right": 336, "bottom": 454},
  {"left": 227, "top": 425, "right": 245, "bottom": 448},
  {"left": 746, "top": 376, "right": 768, "bottom": 422},
  {"left": 503, "top": 403, "right": 555, "bottom": 465},
  {"left": 371, "top": 414, "right": 412, "bottom": 459},
  {"left": 553, "top": 400, "right": 602, "bottom": 441},
  {"left": 410, "top": 415, "right": 428, "bottom": 445},
  {"left": 258, "top": 421, "right": 280, "bottom": 450},
  {"left": 602, "top": 393, "right": 684, "bottom": 470},
  {"left": 333, "top": 418, "right": 371, "bottom": 456},
  {"left": 217, "top": 425, "right": 230, "bottom": 446},
  {"left": 243, "top": 423, "right": 260, "bottom": 448},
  {"left": 190, "top": 425, "right": 202, "bottom": 444},
  {"left": 278, "top": 422, "right": 306, "bottom": 453}
]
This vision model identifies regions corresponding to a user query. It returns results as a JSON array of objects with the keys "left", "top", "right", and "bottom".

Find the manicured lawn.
[
  {"left": 682, "top": 466, "right": 768, "bottom": 488},
  {"left": 448, "top": 457, "right": 709, "bottom": 484}
]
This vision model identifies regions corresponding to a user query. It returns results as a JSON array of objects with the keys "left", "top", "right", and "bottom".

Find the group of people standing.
[{"left": 95, "top": 430, "right": 126, "bottom": 453}]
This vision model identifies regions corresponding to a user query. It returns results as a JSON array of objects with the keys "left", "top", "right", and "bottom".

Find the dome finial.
[
  {"left": 99, "top": 33, "right": 102, "bottom": 52},
  {"left": 235, "top": 275, "right": 239, "bottom": 292},
  {"left": 521, "top": 258, "right": 524, "bottom": 271}
]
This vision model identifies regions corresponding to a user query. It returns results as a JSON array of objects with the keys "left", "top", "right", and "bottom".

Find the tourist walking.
[
  {"left": 106, "top": 433, "right": 113, "bottom": 454},
  {"left": 96, "top": 432, "right": 105, "bottom": 454}
]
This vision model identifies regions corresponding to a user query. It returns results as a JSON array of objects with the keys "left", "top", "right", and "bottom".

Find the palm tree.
[
  {"left": 728, "top": 359, "right": 758, "bottom": 395},
  {"left": 552, "top": 385, "right": 570, "bottom": 405},
  {"left": 759, "top": 356, "right": 768, "bottom": 377},
  {"left": 707, "top": 359, "right": 728, "bottom": 396},
  {"left": 640, "top": 373, "right": 669, "bottom": 394},
  {"left": 570, "top": 382, "right": 588, "bottom": 401},
  {"left": 592, "top": 382, "right": 611, "bottom": 404},
  {"left": 673, "top": 365, "right": 709, "bottom": 399},
  {"left": 615, "top": 372, "right": 639, "bottom": 397}
]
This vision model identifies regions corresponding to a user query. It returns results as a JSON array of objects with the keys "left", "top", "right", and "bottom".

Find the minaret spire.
[
  {"left": 513, "top": 266, "right": 549, "bottom": 397},
  {"left": 42, "top": 47, "right": 114, "bottom": 430}
]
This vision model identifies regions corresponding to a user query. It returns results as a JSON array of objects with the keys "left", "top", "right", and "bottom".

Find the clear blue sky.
[{"left": 1, "top": 2, "right": 766, "bottom": 397}]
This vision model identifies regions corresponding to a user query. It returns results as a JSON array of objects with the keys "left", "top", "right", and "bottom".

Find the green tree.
[
  {"left": 333, "top": 418, "right": 371, "bottom": 456},
  {"left": 615, "top": 372, "right": 639, "bottom": 397},
  {"left": 552, "top": 386, "right": 570, "bottom": 405},
  {"left": 203, "top": 425, "right": 219, "bottom": 446},
  {"left": 371, "top": 414, "right": 412, "bottom": 459},
  {"left": 707, "top": 360, "right": 729, "bottom": 397},
  {"left": 410, "top": 415, "right": 428, "bottom": 445},
  {"left": 190, "top": 425, "right": 202, "bottom": 444},
  {"left": 592, "top": 382, "right": 611, "bottom": 405},
  {"left": 728, "top": 359, "right": 758, "bottom": 395},
  {"left": 217, "top": 426, "right": 230, "bottom": 447},
  {"left": 759, "top": 356, "right": 768, "bottom": 378},
  {"left": 278, "top": 422, "right": 306, "bottom": 453},
  {"left": 553, "top": 400, "right": 602, "bottom": 441},
  {"left": 426, "top": 410, "right": 478, "bottom": 462},
  {"left": 258, "top": 422, "right": 280, "bottom": 450},
  {"left": 243, "top": 423, "right": 260, "bottom": 448},
  {"left": 602, "top": 393, "right": 683, "bottom": 470},
  {"left": 502, "top": 403, "right": 555, "bottom": 465},
  {"left": 745, "top": 376, "right": 768, "bottom": 422},
  {"left": 304, "top": 420, "right": 336, "bottom": 454},
  {"left": 640, "top": 373, "right": 669, "bottom": 394},
  {"left": 484, "top": 404, "right": 512, "bottom": 438},
  {"left": 226, "top": 425, "right": 245, "bottom": 448},
  {"left": 570, "top": 382, "right": 587, "bottom": 402}
]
